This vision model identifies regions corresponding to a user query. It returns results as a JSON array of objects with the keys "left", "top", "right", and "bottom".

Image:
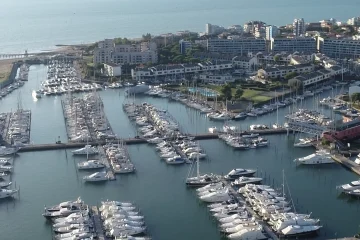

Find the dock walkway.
[
  {"left": 91, "top": 206, "right": 107, "bottom": 240},
  {"left": 223, "top": 180, "right": 279, "bottom": 240},
  {"left": 98, "top": 147, "right": 115, "bottom": 181}
]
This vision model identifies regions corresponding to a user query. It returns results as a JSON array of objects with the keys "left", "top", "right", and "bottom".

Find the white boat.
[
  {"left": 0, "top": 188, "right": 18, "bottom": 198},
  {"left": 147, "top": 137, "right": 164, "bottom": 144},
  {"left": 231, "top": 177, "right": 262, "bottom": 186},
  {"left": 72, "top": 145, "right": 98, "bottom": 155},
  {"left": 281, "top": 225, "right": 321, "bottom": 237},
  {"left": 337, "top": 180, "right": 360, "bottom": 192},
  {"left": 77, "top": 160, "right": 105, "bottom": 170},
  {"left": 83, "top": 172, "right": 109, "bottom": 182},
  {"left": 187, "top": 152, "right": 207, "bottom": 160},
  {"left": 115, "top": 236, "right": 152, "bottom": 240},
  {"left": 224, "top": 168, "right": 257, "bottom": 180},
  {"left": 199, "top": 188, "right": 231, "bottom": 202},
  {"left": 227, "top": 227, "right": 267, "bottom": 240},
  {"left": 165, "top": 156, "right": 185, "bottom": 165},
  {"left": 273, "top": 217, "right": 320, "bottom": 231},
  {"left": 294, "top": 138, "right": 313, "bottom": 148},
  {"left": 208, "top": 127, "right": 217, "bottom": 133},
  {"left": 0, "top": 165, "right": 13, "bottom": 172},
  {"left": 0, "top": 146, "right": 18, "bottom": 156},
  {"left": 294, "top": 150, "right": 334, "bottom": 165}
]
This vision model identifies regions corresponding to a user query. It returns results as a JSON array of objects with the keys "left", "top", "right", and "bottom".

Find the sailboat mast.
[{"left": 196, "top": 142, "right": 200, "bottom": 178}]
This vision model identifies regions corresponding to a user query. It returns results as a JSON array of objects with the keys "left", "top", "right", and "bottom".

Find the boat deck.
[{"left": 222, "top": 180, "right": 280, "bottom": 240}]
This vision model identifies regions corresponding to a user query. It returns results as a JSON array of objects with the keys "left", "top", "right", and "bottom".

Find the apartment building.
[
  {"left": 293, "top": 18, "right": 306, "bottom": 36},
  {"left": 270, "top": 37, "right": 317, "bottom": 53},
  {"left": 317, "top": 37, "right": 360, "bottom": 59},
  {"left": 207, "top": 38, "right": 266, "bottom": 54},
  {"left": 257, "top": 63, "right": 314, "bottom": 79},
  {"left": 94, "top": 39, "right": 158, "bottom": 64}
]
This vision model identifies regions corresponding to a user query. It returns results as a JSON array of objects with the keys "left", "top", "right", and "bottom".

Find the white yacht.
[
  {"left": 294, "top": 150, "right": 334, "bottom": 165},
  {"left": 165, "top": 156, "right": 185, "bottom": 165},
  {"left": 0, "top": 146, "right": 19, "bottom": 156},
  {"left": 147, "top": 137, "right": 164, "bottom": 144},
  {"left": 72, "top": 145, "right": 98, "bottom": 155},
  {"left": 337, "top": 180, "right": 360, "bottom": 192},
  {"left": 273, "top": 217, "right": 320, "bottom": 231},
  {"left": 77, "top": 160, "right": 105, "bottom": 170},
  {"left": 227, "top": 227, "right": 267, "bottom": 240},
  {"left": 294, "top": 138, "right": 313, "bottom": 148},
  {"left": 199, "top": 189, "right": 231, "bottom": 203},
  {"left": 224, "top": 168, "right": 257, "bottom": 180},
  {"left": 208, "top": 127, "right": 217, "bottom": 133},
  {"left": 0, "top": 188, "right": 18, "bottom": 199},
  {"left": 281, "top": 225, "right": 322, "bottom": 237},
  {"left": 231, "top": 177, "right": 262, "bottom": 187},
  {"left": 0, "top": 165, "right": 13, "bottom": 172},
  {"left": 83, "top": 172, "right": 109, "bottom": 182}
]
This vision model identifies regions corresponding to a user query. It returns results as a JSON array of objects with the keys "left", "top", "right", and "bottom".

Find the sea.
[
  {"left": 0, "top": 65, "right": 359, "bottom": 240},
  {"left": 0, "top": 0, "right": 360, "bottom": 53}
]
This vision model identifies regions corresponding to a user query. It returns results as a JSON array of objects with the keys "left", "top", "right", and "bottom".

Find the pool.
[{"left": 188, "top": 87, "right": 219, "bottom": 97}]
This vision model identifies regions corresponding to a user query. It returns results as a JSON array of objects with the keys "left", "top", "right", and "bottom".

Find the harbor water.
[
  {"left": 0, "top": 65, "right": 359, "bottom": 240},
  {"left": 1, "top": 0, "right": 360, "bottom": 53}
]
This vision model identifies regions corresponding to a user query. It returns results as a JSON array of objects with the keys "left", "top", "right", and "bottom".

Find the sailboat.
[
  {"left": 186, "top": 143, "right": 221, "bottom": 187},
  {"left": 272, "top": 106, "right": 281, "bottom": 129}
]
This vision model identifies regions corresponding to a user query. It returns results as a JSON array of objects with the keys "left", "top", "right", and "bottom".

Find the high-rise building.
[
  {"left": 293, "top": 18, "right": 305, "bottom": 36},
  {"left": 347, "top": 17, "right": 360, "bottom": 26},
  {"left": 179, "top": 40, "right": 192, "bottom": 54},
  {"left": 205, "top": 23, "right": 225, "bottom": 35},
  {"left": 207, "top": 38, "right": 266, "bottom": 54},
  {"left": 265, "top": 26, "right": 279, "bottom": 40}
]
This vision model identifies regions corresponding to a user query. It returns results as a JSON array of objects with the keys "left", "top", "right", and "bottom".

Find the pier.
[
  {"left": 331, "top": 153, "right": 360, "bottom": 176},
  {"left": 90, "top": 206, "right": 108, "bottom": 240},
  {"left": 223, "top": 180, "right": 280, "bottom": 240},
  {"left": 98, "top": 147, "right": 116, "bottom": 180}
]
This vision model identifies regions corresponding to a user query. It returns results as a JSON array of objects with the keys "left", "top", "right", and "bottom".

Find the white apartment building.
[
  {"left": 94, "top": 39, "right": 158, "bottom": 64},
  {"left": 131, "top": 61, "right": 232, "bottom": 81},
  {"left": 232, "top": 56, "right": 258, "bottom": 70},
  {"left": 293, "top": 18, "right": 306, "bottom": 36},
  {"left": 199, "top": 73, "right": 234, "bottom": 85},
  {"left": 265, "top": 26, "right": 279, "bottom": 41},
  {"left": 205, "top": 23, "right": 225, "bottom": 35},
  {"left": 347, "top": 17, "right": 360, "bottom": 26},
  {"left": 257, "top": 63, "right": 314, "bottom": 79},
  {"left": 103, "top": 63, "right": 122, "bottom": 77},
  {"left": 317, "top": 37, "right": 360, "bottom": 59},
  {"left": 207, "top": 38, "right": 266, "bottom": 54}
]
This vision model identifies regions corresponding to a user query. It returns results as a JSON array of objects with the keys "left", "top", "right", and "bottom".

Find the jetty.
[
  {"left": 223, "top": 180, "right": 280, "bottom": 240},
  {"left": 90, "top": 206, "right": 107, "bottom": 240},
  {"left": 98, "top": 146, "right": 115, "bottom": 180}
]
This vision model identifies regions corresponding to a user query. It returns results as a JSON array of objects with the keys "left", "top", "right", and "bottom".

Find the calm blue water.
[
  {"left": 0, "top": 65, "right": 359, "bottom": 240},
  {"left": 0, "top": 0, "right": 360, "bottom": 53}
]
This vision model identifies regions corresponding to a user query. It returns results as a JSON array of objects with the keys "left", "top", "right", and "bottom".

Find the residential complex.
[
  {"left": 103, "top": 63, "right": 122, "bottom": 77},
  {"left": 317, "top": 37, "right": 360, "bottom": 59},
  {"left": 179, "top": 40, "right": 192, "bottom": 54},
  {"left": 207, "top": 38, "right": 266, "bottom": 54},
  {"left": 265, "top": 26, "right": 279, "bottom": 40},
  {"left": 94, "top": 39, "right": 158, "bottom": 64},
  {"left": 205, "top": 23, "right": 225, "bottom": 35},
  {"left": 293, "top": 18, "right": 306, "bottom": 36},
  {"left": 257, "top": 63, "right": 314, "bottom": 79},
  {"left": 270, "top": 37, "right": 316, "bottom": 52},
  {"left": 131, "top": 61, "right": 232, "bottom": 81}
]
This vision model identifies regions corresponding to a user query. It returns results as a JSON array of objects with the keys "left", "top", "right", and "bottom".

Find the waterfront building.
[
  {"left": 232, "top": 55, "right": 258, "bottom": 70},
  {"left": 254, "top": 25, "right": 266, "bottom": 38},
  {"left": 257, "top": 63, "right": 314, "bottom": 79},
  {"left": 199, "top": 73, "right": 234, "bottom": 85},
  {"left": 323, "top": 118, "right": 360, "bottom": 142},
  {"left": 205, "top": 23, "right": 225, "bottom": 35},
  {"left": 317, "top": 37, "right": 360, "bottom": 59},
  {"left": 243, "top": 21, "right": 266, "bottom": 34},
  {"left": 207, "top": 38, "right": 266, "bottom": 54},
  {"left": 265, "top": 26, "right": 279, "bottom": 41},
  {"left": 347, "top": 17, "right": 360, "bottom": 26},
  {"left": 227, "top": 25, "right": 243, "bottom": 33},
  {"left": 293, "top": 18, "right": 306, "bottom": 36},
  {"left": 94, "top": 39, "right": 158, "bottom": 65},
  {"left": 103, "top": 63, "right": 122, "bottom": 77},
  {"left": 131, "top": 61, "right": 232, "bottom": 81},
  {"left": 288, "top": 65, "right": 346, "bottom": 87},
  {"left": 179, "top": 39, "right": 192, "bottom": 54},
  {"left": 270, "top": 37, "right": 317, "bottom": 53}
]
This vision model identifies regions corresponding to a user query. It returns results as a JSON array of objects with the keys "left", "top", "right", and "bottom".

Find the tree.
[
  {"left": 142, "top": 33, "right": 152, "bottom": 41},
  {"left": 234, "top": 88, "right": 244, "bottom": 99},
  {"left": 221, "top": 84, "right": 232, "bottom": 100},
  {"left": 351, "top": 93, "right": 360, "bottom": 102},
  {"left": 284, "top": 72, "right": 298, "bottom": 80},
  {"left": 274, "top": 55, "right": 281, "bottom": 62},
  {"left": 288, "top": 79, "right": 303, "bottom": 90}
]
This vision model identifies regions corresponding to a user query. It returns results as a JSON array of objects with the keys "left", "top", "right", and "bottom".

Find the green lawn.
[{"left": 0, "top": 72, "right": 10, "bottom": 83}]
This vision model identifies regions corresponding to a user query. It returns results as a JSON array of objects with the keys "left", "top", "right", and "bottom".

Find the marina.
[
  {"left": 0, "top": 64, "right": 359, "bottom": 240},
  {"left": 62, "top": 92, "right": 115, "bottom": 142},
  {"left": 0, "top": 109, "right": 31, "bottom": 145}
]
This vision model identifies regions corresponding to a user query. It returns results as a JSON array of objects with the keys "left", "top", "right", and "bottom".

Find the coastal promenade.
[{"left": 18, "top": 128, "right": 288, "bottom": 152}]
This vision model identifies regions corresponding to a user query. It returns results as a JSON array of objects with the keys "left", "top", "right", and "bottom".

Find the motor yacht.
[
  {"left": 187, "top": 152, "right": 207, "bottom": 160},
  {"left": 43, "top": 205, "right": 83, "bottom": 219},
  {"left": 281, "top": 225, "right": 322, "bottom": 237},
  {"left": 231, "top": 177, "right": 262, "bottom": 186},
  {"left": 0, "top": 146, "right": 19, "bottom": 156},
  {"left": 294, "top": 150, "right": 334, "bottom": 165},
  {"left": 72, "top": 145, "right": 98, "bottom": 155},
  {"left": 224, "top": 168, "right": 257, "bottom": 180},
  {"left": 227, "top": 227, "right": 267, "bottom": 240},
  {"left": 77, "top": 160, "right": 105, "bottom": 170},
  {"left": 273, "top": 217, "right": 320, "bottom": 231},
  {"left": 208, "top": 127, "right": 217, "bottom": 133},
  {"left": 294, "top": 138, "right": 314, "bottom": 148},
  {"left": 0, "top": 165, "right": 13, "bottom": 172},
  {"left": 147, "top": 137, "right": 164, "bottom": 144},
  {"left": 165, "top": 156, "right": 185, "bottom": 165},
  {"left": 83, "top": 172, "right": 109, "bottom": 182},
  {"left": 337, "top": 180, "right": 360, "bottom": 192},
  {"left": 186, "top": 174, "right": 221, "bottom": 187},
  {"left": 199, "top": 189, "right": 231, "bottom": 203},
  {"left": 0, "top": 188, "right": 18, "bottom": 199}
]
